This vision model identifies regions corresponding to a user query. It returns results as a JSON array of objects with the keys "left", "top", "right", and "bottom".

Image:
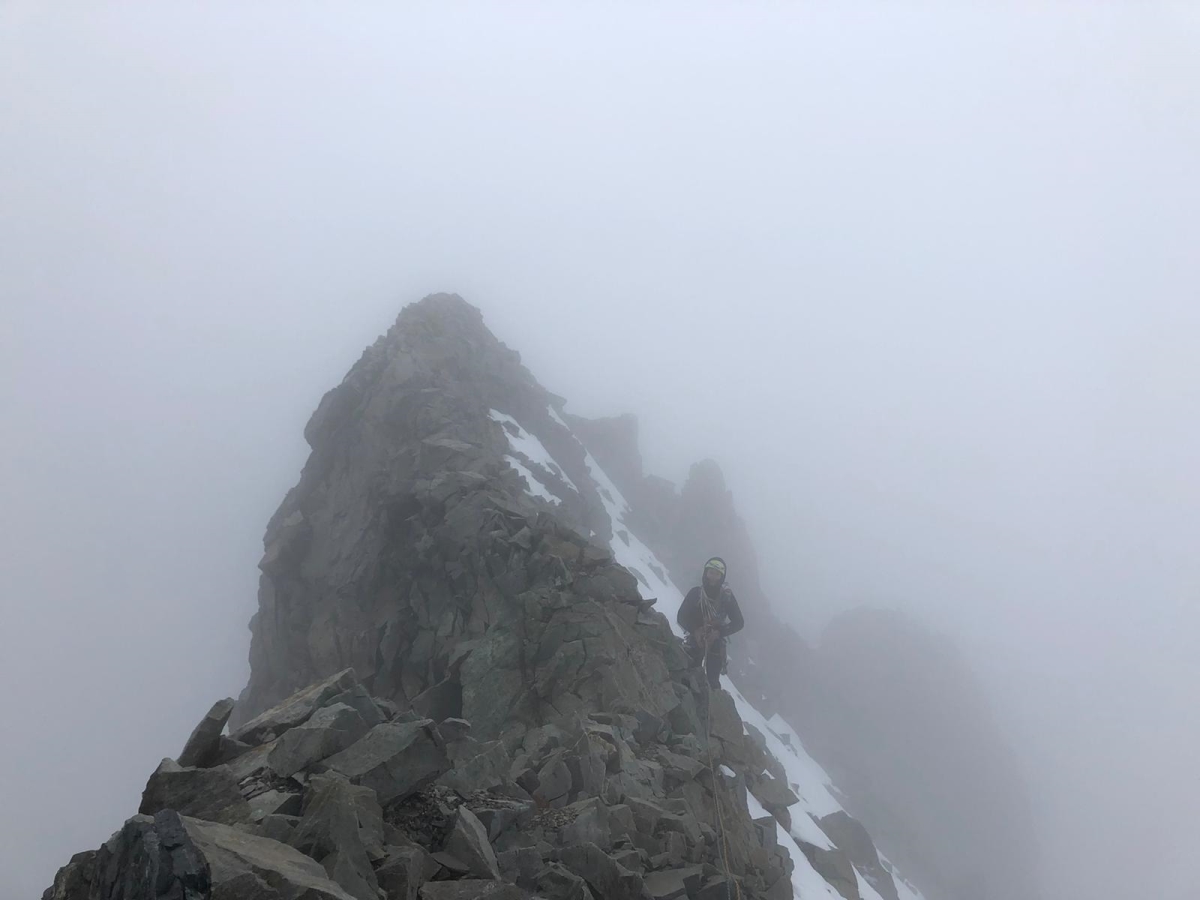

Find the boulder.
[
  {"left": 440, "top": 740, "right": 511, "bottom": 795},
  {"left": 611, "top": 846, "right": 646, "bottom": 872},
  {"left": 377, "top": 845, "right": 435, "bottom": 900},
  {"left": 139, "top": 758, "right": 251, "bottom": 825},
  {"left": 559, "top": 798, "right": 612, "bottom": 851},
  {"left": 234, "top": 669, "right": 360, "bottom": 745},
  {"left": 320, "top": 720, "right": 449, "bottom": 804},
  {"left": 269, "top": 702, "right": 371, "bottom": 778},
  {"left": 474, "top": 800, "right": 534, "bottom": 842},
  {"left": 533, "top": 750, "right": 573, "bottom": 807},
  {"left": 438, "top": 717, "right": 473, "bottom": 742},
  {"left": 667, "top": 689, "right": 702, "bottom": 738},
  {"left": 289, "top": 773, "right": 382, "bottom": 900},
  {"left": 656, "top": 748, "right": 704, "bottom": 783},
  {"left": 178, "top": 697, "right": 236, "bottom": 768},
  {"left": 225, "top": 740, "right": 277, "bottom": 783},
  {"left": 658, "top": 810, "right": 703, "bottom": 848},
  {"left": 752, "top": 816, "right": 779, "bottom": 854},
  {"left": 800, "top": 841, "right": 861, "bottom": 900},
  {"left": 632, "top": 711, "right": 666, "bottom": 746},
  {"left": 607, "top": 804, "right": 635, "bottom": 838},
  {"left": 248, "top": 789, "right": 303, "bottom": 822},
  {"left": 644, "top": 866, "right": 702, "bottom": 900},
  {"left": 625, "top": 797, "right": 666, "bottom": 835},
  {"left": 325, "top": 683, "right": 386, "bottom": 729},
  {"left": 43, "top": 810, "right": 358, "bottom": 900},
  {"left": 559, "top": 841, "right": 646, "bottom": 900},
  {"left": 567, "top": 734, "right": 608, "bottom": 798},
  {"left": 258, "top": 813, "right": 300, "bottom": 843},
  {"left": 695, "top": 875, "right": 741, "bottom": 900},
  {"left": 704, "top": 690, "right": 745, "bottom": 763},
  {"left": 537, "top": 862, "right": 596, "bottom": 900},
  {"left": 819, "top": 811, "right": 900, "bottom": 900},
  {"left": 749, "top": 774, "right": 800, "bottom": 821},
  {"left": 497, "top": 846, "right": 543, "bottom": 887},
  {"left": 660, "top": 831, "right": 687, "bottom": 866},
  {"left": 445, "top": 806, "right": 501, "bottom": 879},
  {"left": 188, "top": 811, "right": 359, "bottom": 900}
]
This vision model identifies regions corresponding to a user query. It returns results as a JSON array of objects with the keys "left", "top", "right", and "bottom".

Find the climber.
[{"left": 677, "top": 556, "right": 744, "bottom": 690}]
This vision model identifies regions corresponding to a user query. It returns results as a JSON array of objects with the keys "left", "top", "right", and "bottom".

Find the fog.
[{"left": 2, "top": 4, "right": 1198, "bottom": 898}]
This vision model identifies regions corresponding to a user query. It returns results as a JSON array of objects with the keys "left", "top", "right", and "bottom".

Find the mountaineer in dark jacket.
[{"left": 676, "top": 556, "right": 744, "bottom": 690}]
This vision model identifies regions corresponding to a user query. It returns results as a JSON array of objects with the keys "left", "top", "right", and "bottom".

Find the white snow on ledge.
[
  {"left": 746, "top": 790, "right": 841, "bottom": 899},
  {"left": 490, "top": 409, "right": 579, "bottom": 504},
  {"left": 503, "top": 455, "right": 560, "bottom": 504}
]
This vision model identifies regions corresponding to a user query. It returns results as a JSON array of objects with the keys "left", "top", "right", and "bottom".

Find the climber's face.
[{"left": 703, "top": 567, "right": 723, "bottom": 590}]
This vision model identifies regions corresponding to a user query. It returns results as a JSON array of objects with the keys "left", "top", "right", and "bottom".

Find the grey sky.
[{"left": 2, "top": 4, "right": 1198, "bottom": 898}]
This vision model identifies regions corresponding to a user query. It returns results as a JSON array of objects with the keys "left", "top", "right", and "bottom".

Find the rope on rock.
[{"left": 702, "top": 644, "right": 743, "bottom": 900}]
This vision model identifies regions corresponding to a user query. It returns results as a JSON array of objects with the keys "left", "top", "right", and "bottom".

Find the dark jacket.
[{"left": 677, "top": 584, "right": 745, "bottom": 638}]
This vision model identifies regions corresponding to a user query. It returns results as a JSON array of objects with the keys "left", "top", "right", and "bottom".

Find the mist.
[{"left": 3, "top": 4, "right": 1198, "bottom": 898}]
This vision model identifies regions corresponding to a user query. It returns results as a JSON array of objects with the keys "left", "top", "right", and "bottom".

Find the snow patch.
[
  {"left": 856, "top": 870, "right": 888, "bottom": 900},
  {"left": 490, "top": 409, "right": 579, "bottom": 504},
  {"left": 580, "top": 446, "right": 684, "bottom": 624},
  {"left": 881, "top": 857, "right": 928, "bottom": 900},
  {"left": 503, "top": 455, "right": 560, "bottom": 505},
  {"left": 730, "top": 681, "right": 836, "bottom": 848},
  {"left": 762, "top": 713, "right": 844, "bottom": 818},
  {"left": 746, "top": 790, "right": 843, "bottom": 899}
]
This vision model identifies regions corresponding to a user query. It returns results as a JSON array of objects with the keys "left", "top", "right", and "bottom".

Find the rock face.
[
  {"left": 43, "top": 294, "right": 938, "bottom": 900},
  {"left": 45, "top": 296, "right": 809, "bottom": 900},
  {"left": 43, "top": 809, "right": 358, "bottom": 900},
  {"left": 178, "top": 698, "right": 236, "bottom": 768},
  {"left": 139, "top": 758, "right": 252, "bottom": 825},
  {"left": 45, "top": 665, "right": 792, "bottom": 899},
  {"left": 232, "top": 296, "right": 678, "bottom": 741}
]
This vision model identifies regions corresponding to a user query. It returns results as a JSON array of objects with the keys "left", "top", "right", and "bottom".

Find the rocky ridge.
[{"left": 45, "top": 295, "right": 923, "bottom": 900}]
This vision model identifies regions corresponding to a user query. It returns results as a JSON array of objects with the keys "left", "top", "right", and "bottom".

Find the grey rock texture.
[
  {"left": 138, "top": 758, "right": 252, "bottom": 826},
  {"left": 178, "top": 697, "right": 236, "bottom": 768},
  {"left": 43, "top": 295, "right": 935, "bottom": 900}
]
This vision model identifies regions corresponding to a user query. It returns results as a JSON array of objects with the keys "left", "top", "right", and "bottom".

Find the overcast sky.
[{"left": 2, "top": 4, "right": 1198, "bottom": 899}]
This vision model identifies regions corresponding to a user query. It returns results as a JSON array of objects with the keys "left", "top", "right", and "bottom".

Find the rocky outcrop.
[
  {"left": 818, "top": 812, "right": 898, "bottom": 900},
  {"left": 43, "top": 809, "right": 359, "bottom": 900},
  {"left": 47, "top": 666, "right": 795, "bottom": 899},
  {"left": 179, "top": 698, "right": 236, "bottom": 768},
  {"left": 43, "top": 294, "right": 934, "bottom": 900},
  {"left": 232, "top": 296, "right": 669, "bottom": 734}
]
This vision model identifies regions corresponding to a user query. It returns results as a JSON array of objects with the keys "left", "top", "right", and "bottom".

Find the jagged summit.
[{"left": 45, "top": 295, "right": 926, "bottom": 900}]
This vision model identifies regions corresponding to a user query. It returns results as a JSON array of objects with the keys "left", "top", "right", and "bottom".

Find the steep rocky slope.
[{"left": 45, "top": 295, "right": 924, "bottom": 900}]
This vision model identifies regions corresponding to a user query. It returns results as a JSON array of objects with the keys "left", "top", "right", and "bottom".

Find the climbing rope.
[{"left": 701, "top": 643, "right": 743, "bottom": 900}]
